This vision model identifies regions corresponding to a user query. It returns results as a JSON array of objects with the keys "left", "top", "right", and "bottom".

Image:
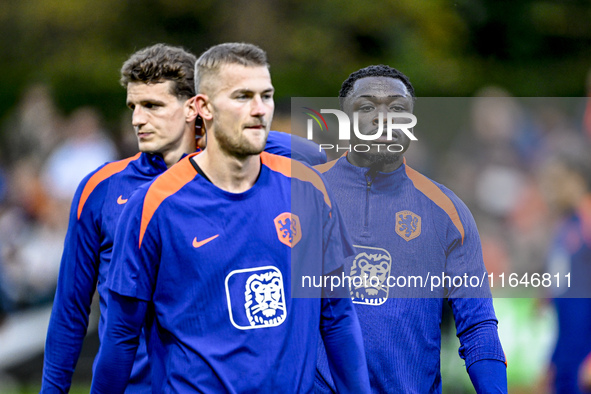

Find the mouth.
[
  {"left": 136, "top": 129, "right": 154, "bottom": 139},
  {"left": 244, "top": 124, "right": 266, "bottom": 130}
]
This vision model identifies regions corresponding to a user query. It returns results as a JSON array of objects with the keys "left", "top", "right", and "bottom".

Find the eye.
[
  {"left": 390, "top": 105, "right": 406, "bottom": 112},
  {"left": 359, "top": 105, "right": 375, "bottom": 112},
  {"left": 262, "top": 93, "right": 273, "bottom": 101},
  {"left": 235, "top": 92, "right": 251, "bottom": 100}
]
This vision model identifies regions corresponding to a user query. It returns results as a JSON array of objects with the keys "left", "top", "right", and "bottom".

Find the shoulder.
[
  {"left": 137, "top": 153, "right": 199, "bottom": 247},
  {"left": 261, "top": 152, "right": 332, "bottom": 209},
  {"left": 145, "top": 153, "right": 198, "bottom": 197},
  {"left": 314, "top": 156, "right": 352, "bottom": 190},
  {"left": 314, "top": 156, "right": 342, "bottom": 175},
  {"left": 404, "top": 164, "right": 471, "bottom": 243},
  {"left": 76, "top": 153, "right": 142, "bottom": 220}
]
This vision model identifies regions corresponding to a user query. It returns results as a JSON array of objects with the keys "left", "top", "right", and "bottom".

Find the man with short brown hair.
[{"left": 42, "top": 43, "right": 200, "bottom": 393}]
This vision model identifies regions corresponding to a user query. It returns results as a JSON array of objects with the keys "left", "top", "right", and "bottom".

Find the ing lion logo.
[
  {"left": 350, "top": 249, "right": 392, "bottom": 306},
  {"left": 244, "top": 270, "right": 286, "bottom": 327},
  {"left": 395, "top": 210, "right": 421, "bottom": 241},
  {"left": 274, "top": 212, "right": 301, "bottom": 248}
]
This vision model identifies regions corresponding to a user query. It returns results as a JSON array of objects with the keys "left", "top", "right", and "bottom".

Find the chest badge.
[
  {"left": 274, "top": 212, "right": 301, "bottom": 248},
  {"left": 350, "top": 245, "right": 391, "bottom": 306},
  {"left": 395, "top": 210, "right": 421, "bottom": 241}
]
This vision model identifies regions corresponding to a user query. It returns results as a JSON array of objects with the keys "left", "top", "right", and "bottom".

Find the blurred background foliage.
[{"left": 0, "top": 0, "right": 590, "bottom": 132}]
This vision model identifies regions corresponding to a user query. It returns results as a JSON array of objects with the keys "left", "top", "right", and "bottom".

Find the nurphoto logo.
[{"left": 302, "top": 107, "right": 417, "bottom": 153}]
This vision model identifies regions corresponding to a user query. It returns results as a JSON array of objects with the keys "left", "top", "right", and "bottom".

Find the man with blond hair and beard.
[
  {"left": 91, "top": 43, "right": 370, "bottom": 393},
  {"left": 42, "top": 42, "right": 325, "bottom": 393}
]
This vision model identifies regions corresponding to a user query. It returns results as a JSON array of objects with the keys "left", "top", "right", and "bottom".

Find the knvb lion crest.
[
  {"left": 225, "top": 266, "right": 286, "bottom": 330},
  {"left": 244, "top": 270, "right": 286, "bottom": 327},
  {"left": 395, "top": 210, "right": 421, "bottom": 241},
  {"left": 350, "top": 246, "right": 392, "bottom": 306},
  {"left": 274, "top": 212, "right": 301, "bottom": 248}
]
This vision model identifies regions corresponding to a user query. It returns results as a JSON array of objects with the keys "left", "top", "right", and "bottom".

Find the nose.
[
  {"left": 372, "top": 112, "right": 387, "bottom": 127},
  {"left": 132, "top": 106, "right": 147, "bottom": 128},
  {"left": 250, "top": 95, "right": 268, "bottom": 117},
  {"left": 371, "top": 106, "right": 389, "bottom": 126}
]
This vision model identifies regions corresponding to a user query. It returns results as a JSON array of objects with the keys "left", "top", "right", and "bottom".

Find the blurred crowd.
[
  {"left": 0, "top": 84, "right": 120, "bottom": 319},
  {"left": 437, "top": 91, "right": 590, "bottom": 284}
]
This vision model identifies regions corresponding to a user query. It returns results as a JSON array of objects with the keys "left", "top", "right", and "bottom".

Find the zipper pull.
[{"left": 365, "top": 167, "right": 378, "bottom": 189}]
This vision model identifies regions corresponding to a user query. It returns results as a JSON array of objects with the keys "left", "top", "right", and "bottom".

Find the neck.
[
  {"left": 162, "top": 150, "right": 184, "bottom": 168},
  {"left": 347, "top": 151, "right": 404, "bottom": 173},
  {"left": 160, "top": 130, "right": 196, "bottom": 168},
  {"left": 193, "top": 147, "right": 261, "bottom": 193}
]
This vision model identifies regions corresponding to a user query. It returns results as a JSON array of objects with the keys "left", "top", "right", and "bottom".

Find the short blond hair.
[{"left": 194, "top": 43, "right": 268, "bottom": 94}]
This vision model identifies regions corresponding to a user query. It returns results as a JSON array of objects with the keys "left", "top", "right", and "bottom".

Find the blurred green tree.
[{"left": 0, "top": 0, "right": 589, "bottom": 134}]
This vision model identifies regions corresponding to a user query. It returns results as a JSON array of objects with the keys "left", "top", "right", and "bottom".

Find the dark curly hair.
[
  {"left": 339, "top": 65, "right": 415, "bottom": 101},
  {"left": 120, "top": 43, "right": 197, "bottom": 99}
]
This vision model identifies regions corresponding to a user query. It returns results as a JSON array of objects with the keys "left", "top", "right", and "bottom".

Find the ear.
[
  {"left": 184, "top": 96, "right": 198, "bottom": 123},
  {"left": 195, "top": 93, "right": 213, "bottom": 121}
]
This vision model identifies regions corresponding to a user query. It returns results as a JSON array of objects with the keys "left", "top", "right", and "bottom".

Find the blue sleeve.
[
  {"left": 265, "top": 130, "right": 327, "bottom": 166},
  {"left": 467, "top": 359, "right": 508, "bottom": 394},
  {"left": 320, "top": 267, "right": 371, "bottom": 394},
  {"left": 443, "top": 193, "right": 506, "bottom": 368},
  {"left": 454, "top": 316, "right": 506, "bottom": 367},
  {"left": 290, "top": 133, "right": 327, "bottom": 165},
  {"left": 90, "top": 290, "right": 147, "bottom": 393},
  {"left": 442, "top": 192, "right": 491, "bottom": 299},
  {"left": 41, "top": 173, "right": 102, "bottom": 393}
]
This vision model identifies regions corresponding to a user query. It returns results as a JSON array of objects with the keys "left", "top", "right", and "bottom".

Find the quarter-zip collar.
[
  {"left": 339, "top": 155, "right": 409, "bottom": 193},
  {"left": 137, "top": 151, "right": 192, "bottom": 176}
]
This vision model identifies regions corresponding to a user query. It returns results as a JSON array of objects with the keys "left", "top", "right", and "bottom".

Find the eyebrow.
[
  {"left": 357, "top": 94, "right": 407, "bottom": 98},
  {"left": 126, "top": 99, "right": 166, "bottom": 107},
  {"left": 233, "top": 87, "right": 275, "bottom": 94}
]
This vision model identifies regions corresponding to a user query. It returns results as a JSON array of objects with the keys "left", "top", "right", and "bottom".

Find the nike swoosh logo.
[
  {"left": 192, "top": 234, "right": 219, "bottom": 248},
  {"left": 117, "top": 195, "right": 128, "bottom": 205}
]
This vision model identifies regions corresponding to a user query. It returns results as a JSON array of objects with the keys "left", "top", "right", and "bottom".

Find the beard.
[
  {"left": 214, "top": 127, "right": 267, "bottom": 158},
  {"left": 362, "top": 148, "right": 402, "bottom": 166}
]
